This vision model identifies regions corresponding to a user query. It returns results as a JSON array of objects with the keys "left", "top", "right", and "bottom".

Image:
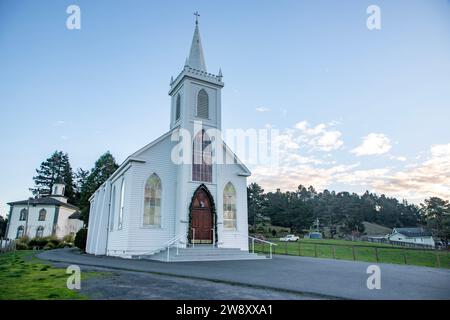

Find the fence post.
[
  {"left": 332, "top": 246, "right": 336, "bottom": 259},
  {"left": 314, "top": 244, "right": 318, "bottom": 258},
  {"left": 403, "top": 251, "right": 408, "bottom": 264},
  {"left": 436, "top": 253, "right": 441, "bottom": 268},
  {"left": 285, "top": 241, "right": 288, "bottom": 254},
  {"left": 375, "top": 247, "right": 379, "bottom": 262},
  {"left": 298, "top": 242, "right": 301, "bottom": 256},
  {"left": 352, "top": 246, "right": 356, "bottom": 260}
]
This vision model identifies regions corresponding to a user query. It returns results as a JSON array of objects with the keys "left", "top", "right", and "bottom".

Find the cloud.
[
  {"left": 351, "top": 133, "right": 392, "bottom": 156},
  {"left": 294, "top": 121, "right": 344, "bottom": 151},
  {"left": 54, "top": 120, "right": 66, "bottom": 126},
  {"left": 335, "top": 143, "right": 450, "bottom": 202},
  {"left": 249, "top": 119, "right": 449, "bottom": 202},
  {"left": 255, "top": 107, "right": 270, "bottom": 113}
]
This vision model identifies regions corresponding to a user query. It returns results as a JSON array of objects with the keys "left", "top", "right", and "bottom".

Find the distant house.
[
  {"left": 387, "top": 228, "right": 434, "bottom": 248},
  {"left": 5, "top": 181, "right": 83, "bottom": 240}
]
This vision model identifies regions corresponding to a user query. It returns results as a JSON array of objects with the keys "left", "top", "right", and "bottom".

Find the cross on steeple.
[{"left": 194, "top": 11, "right": 200, "bottom": 25}]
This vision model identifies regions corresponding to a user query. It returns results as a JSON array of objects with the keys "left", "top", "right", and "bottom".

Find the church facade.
[{"left": 86, "top": 21, "right": 251, "bottom": 258}]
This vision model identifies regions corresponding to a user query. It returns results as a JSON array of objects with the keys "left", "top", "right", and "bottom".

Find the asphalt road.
[
  {"left": 38, "top": 249, "right": 450, "bottom": 300},
  {"left": 51, "top": 263, "right": 316, "bottom": 300}
]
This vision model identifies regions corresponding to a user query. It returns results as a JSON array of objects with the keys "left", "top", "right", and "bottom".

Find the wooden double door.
[{"left": 191, "top": 188, "right": 213, "bottom": 244}]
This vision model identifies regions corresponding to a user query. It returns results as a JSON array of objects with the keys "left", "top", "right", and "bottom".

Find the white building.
[
  {"left": 387, "top": 227, "right": 435, "bottom": 248},
  {"left": 5, "top": 181, "right": 83, "bottom": 240},
  {"left": 86, "top": 19, "right": 255, "bottom": 260}
]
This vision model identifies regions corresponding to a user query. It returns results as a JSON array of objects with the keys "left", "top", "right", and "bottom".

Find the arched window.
[
  {"left": 16, "top": 226, "right": 24, "bottom": 239},
  {"left": 223, "top": 182, "right": 237, "bottom": 229},
  {"left": 144, "top": 173, "right": 162, "bottom": 226},
  {"left": 38, "top": 209, "right": 46, "bottom": 221},
  {"left": 36, "top": 226, "right": 44, "bottom": 238},
  {"left": 192, "top": 130, "right": 212, "bottom": 182},
  {"left": 19, "top": 209, "right": 27, "bottom": 221},
  {"left": 197, "top": 89, "right": 209, "bottom": 119},
  {"left": 118, "top": 179, "right": 125, "bottom": 229},
  {"left": 175, "top": 94, "right": 181, "bottom": 121},
  {"left": 109, "top": 186, "right": 116, "bottom": 231}
]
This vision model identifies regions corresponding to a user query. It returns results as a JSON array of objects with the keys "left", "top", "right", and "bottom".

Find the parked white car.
[{"left": 279, "top": 234, "right": 299, "bottom": 242}]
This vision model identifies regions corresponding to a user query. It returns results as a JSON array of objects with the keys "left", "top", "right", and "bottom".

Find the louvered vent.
[
  {"left": 175, "top": 94, "right": 181, "bottom": 121},
  {"left": 197, "top": 89, "right": 209, "bottom": 119}
]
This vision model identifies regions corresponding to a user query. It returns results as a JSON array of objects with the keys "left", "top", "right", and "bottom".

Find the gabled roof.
[
  {"left": 8, "top": 197, "right": 79, "bottom": 210},
  {"left": 68, "top": 211, "right": 82, "bottom": 220},
  {"left": 393, "top": 227, "right": 432, "bottom": 237}
]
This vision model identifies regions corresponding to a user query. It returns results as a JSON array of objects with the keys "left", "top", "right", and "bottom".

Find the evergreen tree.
[
  {"left": 421, "top": 197, "right": 450, "bottom": 245},
  {"left": 78, "top": 152, "right": 119, "bottom": 224},
  {"left": 32, "top": 151, "right": 76, "bottom": 203},
  {"left": 247, "top": 183, "right": 267, "bottom": 229},
  {"left": 0, "top": 215, "right": 7, "bottom": 238}
]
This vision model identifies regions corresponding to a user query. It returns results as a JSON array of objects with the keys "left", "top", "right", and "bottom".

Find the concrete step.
[{"left": 139, "top": 246, "right": 268, "bottom": 262}]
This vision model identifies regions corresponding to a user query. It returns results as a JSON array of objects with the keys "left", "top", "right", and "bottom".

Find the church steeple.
[
  {"left": 168, "top": 14, "right": 224, "bottom": 130},
  {"left": 187, "top": 12, "right": 207, "bottom": 72}
]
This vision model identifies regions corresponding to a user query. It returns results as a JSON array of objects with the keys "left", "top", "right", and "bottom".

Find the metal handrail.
[
  {"left": 235, "top": 234, "right": 277, "bottom": 259},
  {"left": 141, "top": 233, "right": 185, "bottom": 257},
  {"left": 248, "top": 236, "right": 277, "bottom": 259},
  {"left": 165, "top": 233, "right": 185, "bottom": 262}
]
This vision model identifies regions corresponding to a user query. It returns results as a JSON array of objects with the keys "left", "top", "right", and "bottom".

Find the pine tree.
[
  {"left": 32, "top": 151, "right": 76, "bottom": 203},
  {"left": 78, "top": 152, "right": 119, "bottom": 224}
]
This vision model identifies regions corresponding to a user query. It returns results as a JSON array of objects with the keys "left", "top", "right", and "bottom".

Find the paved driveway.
[{"left": 38, "top": 249, "right": 450, "bottom": 300}]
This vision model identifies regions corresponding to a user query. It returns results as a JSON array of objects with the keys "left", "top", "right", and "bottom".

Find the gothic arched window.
[
  {"left": 19, "top": 209, "right": 27, "bottom": 221},
  {"left": 118, "top": 179, "right": 125, "bottom": 230},
  {"left": 197, "top": 89, "right": 209, "bottom": 119},
  {"left": 38, "top": 209, "right": 46, "bottom": 221},
  {"left": 144, "top": 173, "right": 162, "bottom": 226},
  {"left": 16, "top": 226, "right": 24, "bottom": 239},
  {"left": 223, "top": 182, "right": 237, "bottom": 229},
  {"left": 36, "top": 226, "right": 44, "bottom": 238},
  {"left": 192, "top": 130, "right": 212, "bottom": 182},
  {"left": 175, "top": 94, "right": 181, "bottom": 121}
]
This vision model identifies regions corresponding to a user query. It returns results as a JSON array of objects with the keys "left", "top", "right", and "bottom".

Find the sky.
[{"left": 0, "top": 0, "right": 450, "bottom": 217}]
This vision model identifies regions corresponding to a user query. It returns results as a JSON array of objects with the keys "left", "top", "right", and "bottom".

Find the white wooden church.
[{"left": 86, "top": 18, "right": 265, "bottom": 261}]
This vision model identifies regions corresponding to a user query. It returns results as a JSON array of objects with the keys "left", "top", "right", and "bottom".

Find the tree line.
[
  {"left": 31, "top": 150, "right": 119, "bottom": 224},
  {"left": 247, "top": 183, "right": 450, "bottom": 244}
]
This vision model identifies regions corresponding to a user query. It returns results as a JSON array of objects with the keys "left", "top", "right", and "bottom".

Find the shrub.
[
  {"left": 15, "top": 241, "right": 29, "bottom": 250},
  {"left": 47, "top": 237, "right": 61, "bottom": 247},
  {"left": 29, "top": 237, "right": 48, "bottom": 248},
  {"left": 62, "top": 234, "right": 75, "bottom": 244},
  {"left": 74, "top": 228, "right": 88, "bottom": 251},
  {"left": 43, "top": 242, "right": 55, "bottom": 250},
  {"left": 57, "top": 242, "right": 73, "bottom": 249}
]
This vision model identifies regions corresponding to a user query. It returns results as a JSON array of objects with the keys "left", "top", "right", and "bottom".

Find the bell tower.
[{"left": 168, "top": 13, "right": 224, "bottom": 132}]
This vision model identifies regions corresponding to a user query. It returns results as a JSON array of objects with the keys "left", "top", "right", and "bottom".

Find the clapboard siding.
[{"left": 123, "top": 135, "right": 178, "bottom": 254}]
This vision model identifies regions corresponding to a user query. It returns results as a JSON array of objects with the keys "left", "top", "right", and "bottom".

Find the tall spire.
[{"left": 187, "top": 12, "right": 207, "bottom": 72}]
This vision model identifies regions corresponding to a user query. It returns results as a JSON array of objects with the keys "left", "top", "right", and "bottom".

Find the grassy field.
[
  {"left": 0, "top": 250, "right": 104, "bottom": 300},
  {"left": 254, "top": 239, "right": 450, "bottom": 269}
]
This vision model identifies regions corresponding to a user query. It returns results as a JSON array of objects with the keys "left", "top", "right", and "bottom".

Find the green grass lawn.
[
  {"left": 0, "top": 250, "right": 105, "bottom": 300},
  {"left": 254, "top": 239, "right": 450, "bottom": 269}
]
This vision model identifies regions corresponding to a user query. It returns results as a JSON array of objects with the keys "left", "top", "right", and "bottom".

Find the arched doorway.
[{"left": 189, "top": 185, "right": 216, "bottom": 244}]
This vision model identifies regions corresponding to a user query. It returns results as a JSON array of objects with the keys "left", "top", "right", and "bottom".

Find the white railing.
[
  {"left": 234, "top": 234, "right": 277, "bottom": 259},
  {"left": 248, "top": 236, "right": 277, "bottom": 259},
  {"left": 141, "top": 233, "right": 185, "bottom": 261}
]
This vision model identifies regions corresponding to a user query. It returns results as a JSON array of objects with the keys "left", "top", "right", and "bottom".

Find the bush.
[
  {"left": 74, "top": 228, "right": 88, "bottom": 251},
  {"left": 28, "top": 236, "right": 61, "bottom": 249},
  {"left": 28, "top": 237, "right": 48, "bottom": 249},
  {"left": 43, "top": 242, "right": 55, "bottom": 250},
  {"left": 62, "top": 234, "right": 75, "bottom": 244},
  {"left": 57, "top": 242, "right": 73, "bottom": 249},
  {"left": 15, "top": 241, "right": 29, "bottom": 250}
]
